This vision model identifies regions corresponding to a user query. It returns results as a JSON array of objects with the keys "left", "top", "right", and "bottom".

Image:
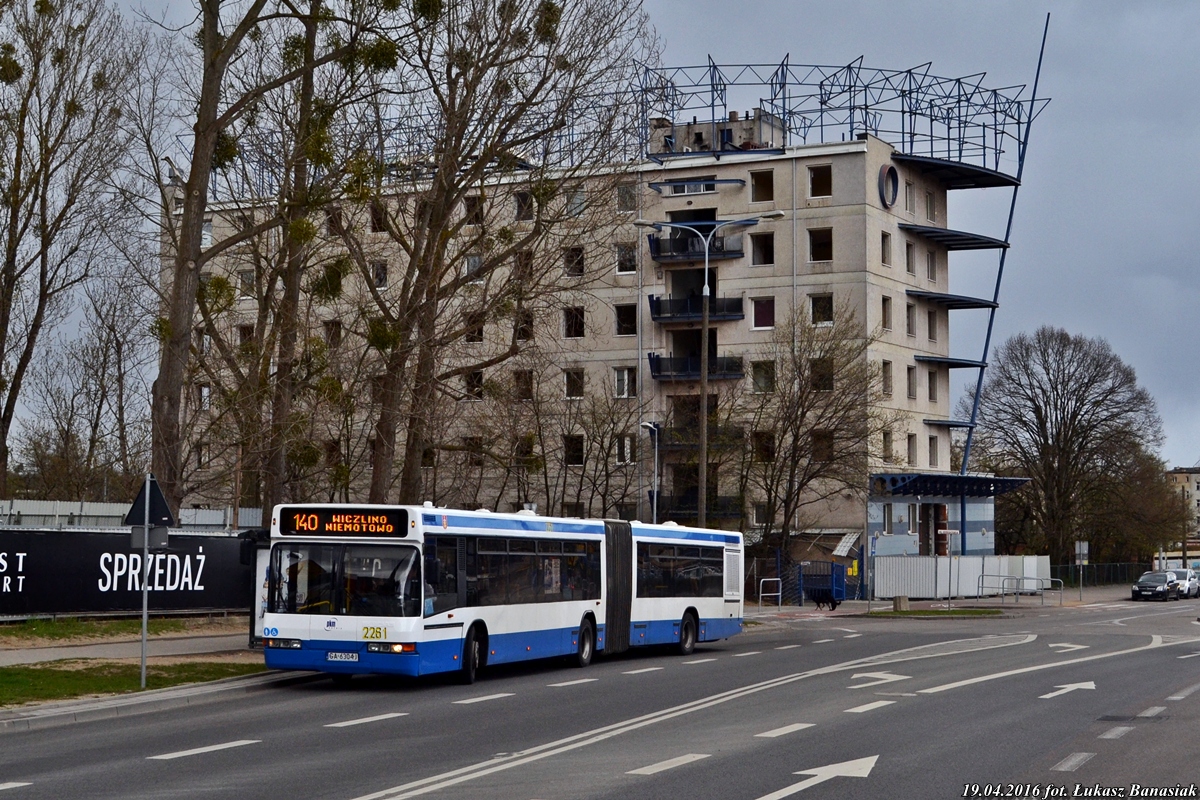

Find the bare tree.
[{"left": 965, "top": 326, "right": 1175, "bottom": 562}]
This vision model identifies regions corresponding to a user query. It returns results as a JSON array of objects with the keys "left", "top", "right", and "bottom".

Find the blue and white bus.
[{"left": 259, "top": 504, "right": 743, "bottom": 682}]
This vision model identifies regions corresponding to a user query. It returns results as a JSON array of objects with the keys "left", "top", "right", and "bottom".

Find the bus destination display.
[{"left": 278, "top": 507, "right": 407, "bottom": 537}]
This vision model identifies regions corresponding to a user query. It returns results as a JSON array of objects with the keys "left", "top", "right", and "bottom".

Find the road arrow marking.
[
  {"left": 847, "top": 672, "right": 910, "bottom": 689},
  {"left": 1039, "top": 681, "right": 1096, "bottom": 699},
  {"left": 1049, "top": 643, "right": 1089, "bottom": 653},
  {"left": 0, "top": 784, "right": 32, "bottom": 792},
  {"left": 753, "top": 755, "right": 878, "bottom": 799}
]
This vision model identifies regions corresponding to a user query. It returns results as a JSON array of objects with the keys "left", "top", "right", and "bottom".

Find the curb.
[{"left": 0, "top": 669, "right": 324, "bottom": 734}]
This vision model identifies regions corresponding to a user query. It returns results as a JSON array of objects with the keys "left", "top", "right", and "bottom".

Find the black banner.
[{"left": 0, "top": 529, "right": 252, "bottom": 617}]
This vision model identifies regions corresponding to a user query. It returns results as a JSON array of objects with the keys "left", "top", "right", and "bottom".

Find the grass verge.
[
  {"left": 0, "top": 617, "right": 190, "bottom": 641},
  {"left": 0, "top": 660, "right": 267, "bottom": 707},
  {"left": 867, "top": 608, "right": 1004, "bottom": 617}
]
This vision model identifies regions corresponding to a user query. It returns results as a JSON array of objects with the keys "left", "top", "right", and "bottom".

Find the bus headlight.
[
  {"left": 366, "top": 642, "right": 416, "bottom": 654},
  {"left": 264, "top": 638, "right": 302, "bottom": 649}
]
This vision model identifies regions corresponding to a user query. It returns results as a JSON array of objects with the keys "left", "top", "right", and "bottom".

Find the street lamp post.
[
  {"left": 640, "top": 421, "right": 660, "bottom": 524},
  {"left": 635, "top": 211, "right": 783, "bottom": 528}
]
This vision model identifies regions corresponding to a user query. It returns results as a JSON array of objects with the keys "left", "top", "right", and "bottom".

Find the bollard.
[{"left": 893, "top": 595, "right": 910, "bottom": 612}]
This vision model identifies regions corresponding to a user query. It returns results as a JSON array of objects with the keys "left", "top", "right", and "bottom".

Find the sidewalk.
[{"left": 0, "top": 633, "right": 251, "bottom": 667}]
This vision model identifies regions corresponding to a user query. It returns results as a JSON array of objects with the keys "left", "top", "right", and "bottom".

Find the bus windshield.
[{"left": 270, "top": 543, "right": 422, "bottom": 617}]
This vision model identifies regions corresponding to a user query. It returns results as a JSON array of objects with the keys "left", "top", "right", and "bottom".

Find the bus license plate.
[{"left": 326, "top": 651, "right": 359, "bottom": 662}]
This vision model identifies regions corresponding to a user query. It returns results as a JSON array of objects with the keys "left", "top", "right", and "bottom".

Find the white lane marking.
[
  {"left": 623, "top": 667, "right": 663, "bottom": 675},
  {"left": 1138, "top": 706, "right": 1165, "bottom": 717},
  {"left": 627, "top": 753, "right": 710, "bottom": 775},
  {"left": 754, "top": 756, "right": 877, "bottom": 800},
  {"left": 844, "top": 700, "right": 895, "bottom": 713},
  {"left": 326, "top": 713, "right": 409, "bottom": 728},
  {"left": 1177, "top": 652, "right": 1200, "bottom": 659},
  {"left": 775, "top": 645, "right": 802, "bottom": 650},
  {"left": 683, "top": 658, "right": 716, "bottom": 665},
  {"left": 844, "top": 634, "right": 862, "bottom": 639},
  {"left": 0, "top": 784, "right": 32, "bottom": 791},
  {"left": 755, "top": 723, "right": 815, "bottom": 738},
  {"left": 812, "top": 639, "right": 834, "bottom": 644},
  {"left": 453, "top": 693, "right": 514, "bottom": 705},
  {"left": 1167, "top": 681, "right": 1200, "bottom": 700},
  {"left": 548, "top": 678, "right": 597, "bottom": 688},
  {"left": 148, "top": 740, "right": 261, "bottom": 760},
  {"left": 847, "top": 672, "right": 910, "bottom": 689},
  {"left": 1039, "top": 682, "right": 1095, "bottom": 699},
  {"left": 1048, "top": 643, "right": 1089, "bottom": 653},
  {"left": 919, "top": 635, "right": 1194, "bottom": 694},
  {"left": 1099, "top": 726, "right": 1133, "bottom": 740},
  {"left": 1050, "top": 753, "right": 1094, "bottom": 772},
  {"left": 733, "top": 651, "right": 762, "bottom": 658}
]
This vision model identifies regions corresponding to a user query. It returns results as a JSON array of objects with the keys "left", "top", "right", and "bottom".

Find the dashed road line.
[
  {"left": 775, "top": 645, "right": 802, "bottom": 650},
  {"left": 683, "top": 658, "right": 716, "bottom": 665},
  {"left": 1137, "top": 706, "right": 1165, "bottom": 717},
  {"left": 1099, "top": 727, "right": 1133, "bottom": 740},
  {"left": 1050, "top": 753, "right": 1094, "bottom": 772},
  {"left": 453, "top": 693, "right": 514, "bottom": 705},
  {"left": 548, "top": 678, "right": 598, "bottom": 688},
  {"left": 148, "top": 740, "right": 261, "bottom": 760},
  {"left": 326, "top": 713, "right": 409, "bottom": 728},
  {"left": 812, "top": 639, "right": 834, "bottom": 644},
  {"left": 0, "top": 784, "right": 31, "bottom": 792},
  {"left": 755, "top": 723, "right": 814, "bottom": 738},
  {"left": 1177, "top": 652, "right": 1200, "bottom": 659},
  {"left": 844, "top": 634, "right": 862, "bottom": 639},
  {"left": 1167, "top": 681, "right": 1200, "bottom": 700},
  {"left": 733, "top": 651, "right": 762, "bottom": 658},
  {"left": 623, "top": 667, "right": 663, "bottom": 675},
  {"left": 844, "top": 700, "right": 895, "bottom": 713},
  {"left": 627, "top": 754, "right": 710, "bottom": 775}
]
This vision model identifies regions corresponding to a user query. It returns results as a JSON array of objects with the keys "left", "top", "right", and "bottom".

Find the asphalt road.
[{"left": 3, "top": 596, "right": 1200, "bottom": 799}]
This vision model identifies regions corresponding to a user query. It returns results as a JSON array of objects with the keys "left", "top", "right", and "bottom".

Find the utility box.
[{"left": 893, "top": 595, "right": 910, "bottom": 612}]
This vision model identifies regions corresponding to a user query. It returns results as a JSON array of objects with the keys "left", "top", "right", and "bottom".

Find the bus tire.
[
  {"left": 574, "top": 618, "right": 595, "bottom": 668},
  {"left": 678, "top": 612, "right": 697, "bottom": 656},
  {"left": 461, "top": 625, "right": 484, "bottom": 685}
]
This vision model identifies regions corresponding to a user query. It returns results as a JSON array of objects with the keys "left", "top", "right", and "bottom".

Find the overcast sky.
[{"left": 643, "top": 0, "right": 1200, "bottom": 467}]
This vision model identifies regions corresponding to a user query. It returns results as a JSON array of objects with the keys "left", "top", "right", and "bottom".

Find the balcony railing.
[
  {"left": 658, "top": 494, "right": 744, "bottom": 520},
  {"left": 658, "top": 426, "right": 745, "bottom": 451},
  {"left": 647, "top": 234, "right": 744, "bottom": 262},
  {"left": 647, "top": 353, "right": 744, "bottom": 381},
  {"left": 648, "top": 295, "right": 744, "bottom": 322}
]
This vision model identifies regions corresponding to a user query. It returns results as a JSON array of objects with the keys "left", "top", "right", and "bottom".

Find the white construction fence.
[{"left": 873, "top": 555, "right": 1051, "bottom": 600}]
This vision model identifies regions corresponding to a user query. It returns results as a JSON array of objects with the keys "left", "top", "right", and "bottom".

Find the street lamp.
[
  {"left": 640, "top": 421, "right": 661, "bottom": 524},
  {"left": 634, "top": 210, "right": 784, "bottom": 528}
]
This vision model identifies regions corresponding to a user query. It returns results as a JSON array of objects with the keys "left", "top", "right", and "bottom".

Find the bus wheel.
[
  {"left": 574, "top": 618, "right": 595, "bottom": 668},
  {"left": 678, "top": 612, "right": 697, "bottom": 656},
  {"left": 461, "top": 625, "right": 483, "bottom": 685}
]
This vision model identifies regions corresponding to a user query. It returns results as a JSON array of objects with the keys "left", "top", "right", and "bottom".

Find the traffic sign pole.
[{"left": 141, "top": 472, "right": 150, "bottom": 689}]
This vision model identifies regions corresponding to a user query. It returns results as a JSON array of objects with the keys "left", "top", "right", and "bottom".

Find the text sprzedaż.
[{"left": 96, "top": 550, "right": 206, "bottom": 592}]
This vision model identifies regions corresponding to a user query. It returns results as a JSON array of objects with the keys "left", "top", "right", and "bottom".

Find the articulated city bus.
[{"left": 259, "top": 504, "right": 743, "bottom": 682}]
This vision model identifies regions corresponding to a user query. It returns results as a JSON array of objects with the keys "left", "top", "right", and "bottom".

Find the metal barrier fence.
[
  {"left": 745, "top": 556, "right": 862, "bottom": 606},
  {"left": 1050, "top": 563, "right": 1151, "bottom": 587}
]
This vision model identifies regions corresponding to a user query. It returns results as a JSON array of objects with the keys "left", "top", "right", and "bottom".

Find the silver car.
[{"left": 1169, "top": 568, "right": 1199, "bottom": 598}]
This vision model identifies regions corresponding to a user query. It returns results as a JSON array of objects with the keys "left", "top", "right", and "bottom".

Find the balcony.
[
  {"left": 657, "top": 426, "right": 745, "bottom": 451},
  {"left": 647, "top": 353, "right": 744, "bottom": 381},
  {"left": 658, "top": 494, "right": 744, "bottom": 521},
  {"left": 648, "top": 294, "right": 744, "bottom": 322},
  {"left": 647, "top": 234, "right": 744, "bottom": 263}
]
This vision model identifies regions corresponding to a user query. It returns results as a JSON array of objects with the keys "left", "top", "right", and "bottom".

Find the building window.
[
  {"left": 750, "top": 170, "right": 774, "bottom": 202},
  {"left": 881, "top": 295, "right": 892, "bottom": 330},
  {"left": 614, "top": 366, "right": 637, "bottom": 398},
  {"left": 907, "top": 434, "right": 918, "bottom": 466},
  {"left": 907, "top": 366, "right": 917, "bottom": 399},
  {"left": 904, "top": 181, "right": 913, "bottom": 212},
  {"left": 563, "top": 435, "right": 585, "bottom": 467},
  {"left": 565, "top": 187, "right": 586, "bottom": 217},
  {"left": 614, "top": 304, "right": 638, "bottom": 336},
  {"left": 751, "top": 296, "right": 775, "bottom": 329},
  {"left": 810, "top": 358, "right": 834, "bottom": 392},
  {"left": 463, "top": 253, "right": 483, "bottom": 283},
  {"left": 752, "top": 431, "right": 776, "bottom": 463},
  {"left": 616, "top": 183, "right": 638, "bottom": 212},
  {"left": 751, "top": 360, "right": 776, "bottom": 393},
  {"left": 564, "top": 369, "right": 585, "bottom": 399},
  {"left": 323, "top": 320, "right": 341, "bottom": 348},
  {"left": 561, "top": 500, "right": 585, "bottom": 517},
  {"left": 464, "top": 195, "right": 483, "bottom": 225},
  {"left": 927, "top": 309, "right": 938, "bottom": 342},
  {"left": 881, "top": 232, "right": 892, "bottom": 267},
  {"left": 809, "top": 165, "right": 832, "bottom": 198},
  {"left": 881, "top": 360, "right": 893, "bottom": 396},
  {"left": 465, "top": 313, "right": 485, "bottom": 343},
  {"left": 195, "top": 441, "right": 207, "bottom": 469},
  {"left": 371, "top": 260, "right": 388, "bottom": 289},
  {"left": 464, "top": 371, "right": 484, "bottom": 400},
  {"left": 812, "top": 430, "right": 834, "bottom": 461},
  {"left": 883, "top": 502, "right": 894, "bottom": 533},
  {"left": 370, "top": 201, "right": 387, "bottom": 232},
  {"left": 563, "top": 307, "right": 585, "bottom": 338},
  {"left": 464, "top": 436, "right": 485, "bottom": 467},
  {"left": 238, "top": 324, "right": 255, "bottom": 347},
  {"left": 929, "top": 435, "right": 940, "bottom": 468},
  {"left": 927, "top": 250, "right": 937, "bottom": 282},
  {"left": 514, "top": 369, "right": 533, "bottom": 401},
  {"left": 238, "top": 270, "right": 255, "bottom": 298},
  {"left": 928, "top": 369, "right": 938, "bottom": 403},
  {"left": 615, "top": 242, "right": 637, "bottom": 274},
  {"left": 905, "top": 241, "right": 916, "bottom": 275},
  {"left": 906, "top": 303, "right": 916, "bottom": 337},
  {"left": 753, "top": 503, "right": 771, "bottom": 526},
  {"left": 563, "top": 247, "right": 585, "bottom": 277},
  {"left": 811, "top": 293, "right": 834, "bottom": 325},
  {"left": 197, "top": 383, "right": 211, "bottom": 410},
  {"left": 616, "top": 434, "right": 636, "bottom": 465},
  {"left": 422, "top": 447, "right": 437, "bottom": 468},
  {"left": 515, "top": 308, "right": 534, "bottom": 341},
  {"left": 194, "top": 327, "right": 211, "bottom": 355},
  {"left": 201, "top": 219, "right": 214, "bottom": 248},
  {"left": 324, "top": 208, "right": 342, "bottom": 236},
  {"left": 751, "top": 232, "right": 775, "bottom": 265},
  {"left": 325, "top": 439, "right": 342, "bottom": 468},
  {"left": 925, "top": 191, "right": 935, "bottom": 221},
  {"left": 515, "top": 191, "right": 534, "bottom": 221},
  {"left": 513, "top": 250, "right": 533, "bottom": 283},
  {"left": 670, "top": 175, "right": 716, "bottom": 195},
  {"left": 882, "top": 431, "right": 894, "bottom": 463},
  {"left": 809, "top": 228, "right": 833, "bottom": 261}
]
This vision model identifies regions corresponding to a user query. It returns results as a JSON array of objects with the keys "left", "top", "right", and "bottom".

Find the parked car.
[
  {"left": 1169, "top": 568, "right": 1199, "bottom": 598},
  {"left": 1131, "top": 571, "right": 1182, "bottom": 601}
]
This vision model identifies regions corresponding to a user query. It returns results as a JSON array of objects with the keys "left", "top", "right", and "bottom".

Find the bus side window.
[{"left": 426, "top": 536, "right": 460, "bottom": 615}]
